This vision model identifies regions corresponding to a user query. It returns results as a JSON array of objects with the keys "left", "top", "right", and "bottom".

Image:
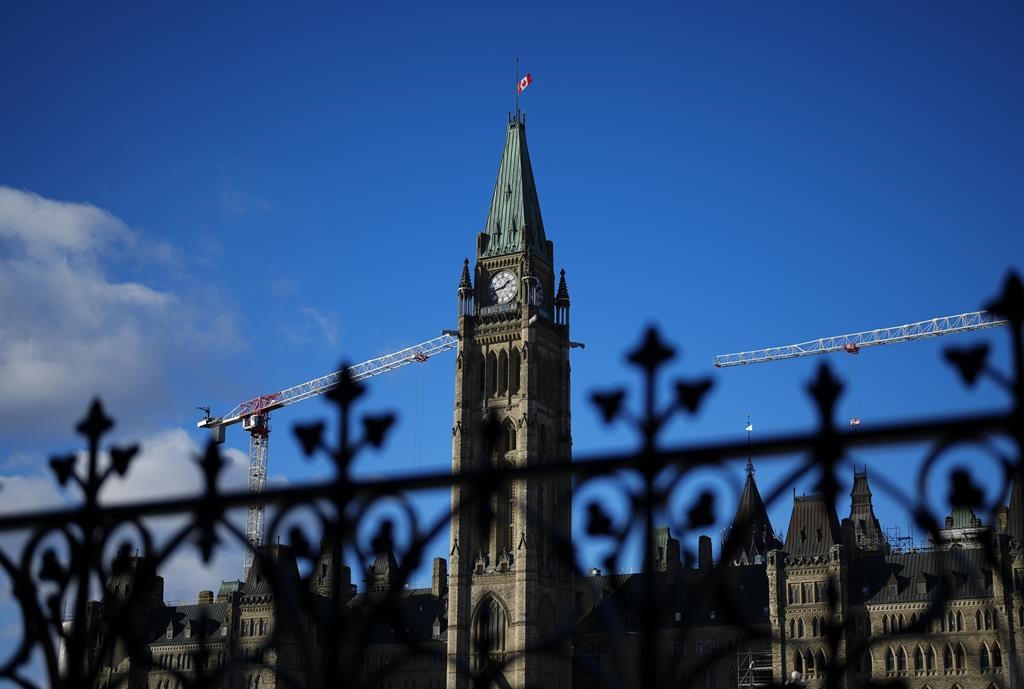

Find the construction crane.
[
  {"left": 714, "top": 311, "right": 1007, "bottom": 368},
  {"left": 198, "top": 333, "right": 458, "bottom": 578}
]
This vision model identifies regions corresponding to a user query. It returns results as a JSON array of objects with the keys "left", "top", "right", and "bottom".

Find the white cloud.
[
  {"left": 298, "top": 306, "right": 339, "bottom": 348},
  {"left": 0, "top": 186, "right": 129, "bottom": 256},
  {"left": 220, "top": 182, "right": 273, "bottom": 216},
  {"left": 0, "top": 428, "right": 256, "bottom": 608},
  {"left": 0, "top": 473, "right": 66, "bottom": 516},
  {"left": 0, "top": 186, "right": 238, "bottom": 436},
  {"left": 98, "top": 428, "right": 249, "bottom": 504}
]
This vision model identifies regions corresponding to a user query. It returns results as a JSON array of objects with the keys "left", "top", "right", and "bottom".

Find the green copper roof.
[
  {"left": 949, "top": 505, "right": 981, "bottom": 529},
  {"left": 479, "top": 118, "right": 548, "bottom": 260}
]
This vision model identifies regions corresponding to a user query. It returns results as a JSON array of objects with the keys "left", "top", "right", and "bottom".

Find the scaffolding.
[{"left": 736, "top": 648, "right": 773, "bottom": 688}]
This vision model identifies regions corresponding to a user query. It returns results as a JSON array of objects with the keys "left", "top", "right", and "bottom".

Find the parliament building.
[{"left": 81, "top": 115, "right": 1024, "bottom": 689}]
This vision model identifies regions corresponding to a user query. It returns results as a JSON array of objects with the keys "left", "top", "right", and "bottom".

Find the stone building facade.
[{"left": 80, "top": 115, "right": 1024, "bottom": 689}]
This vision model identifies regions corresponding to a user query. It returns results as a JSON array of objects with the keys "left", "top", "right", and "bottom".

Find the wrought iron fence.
[{"left": 1, "top": 274, "right": 1022, "bottom": 689}]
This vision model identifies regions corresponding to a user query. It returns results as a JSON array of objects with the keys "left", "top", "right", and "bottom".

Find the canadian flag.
[
  {"left": 518, "top": 73, "right": 533, "bottom": 94},
  {"left": 849, "top": 417, "right": 862, "bottom": 427}
]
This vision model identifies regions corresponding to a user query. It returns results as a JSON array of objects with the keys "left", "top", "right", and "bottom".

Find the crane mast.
[
  {"left": 714, "top": 311, "right": 1006, "bottom": 368},
  {"left": 198, "top": 334, "right": 458, "bottom": 578}
]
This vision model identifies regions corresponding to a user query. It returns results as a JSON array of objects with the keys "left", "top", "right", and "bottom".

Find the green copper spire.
[{"left": 478, "top": 118, "right": 549, "bottom": 261}]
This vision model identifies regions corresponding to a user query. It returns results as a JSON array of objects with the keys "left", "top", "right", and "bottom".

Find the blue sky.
[{"left": 1, "top": 1, "right": 1022, "bottom": 605}]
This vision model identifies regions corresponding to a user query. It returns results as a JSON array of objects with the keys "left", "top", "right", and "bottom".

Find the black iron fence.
[{"left": 1, "top": 274, "right": 1022, "bottom": 689}]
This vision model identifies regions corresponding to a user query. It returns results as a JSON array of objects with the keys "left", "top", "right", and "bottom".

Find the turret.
[
  {"left": 723, "top": 460, "right": 781, "bottom": 565},
  {"left": 554, "top": 269, "right": 570, "bottom": 326},
  {"left": 844, "top": 468, "right": 887, "bottom": 553},
  {"left": 457, "top": 258, "right": 474, "bottom": 317}
]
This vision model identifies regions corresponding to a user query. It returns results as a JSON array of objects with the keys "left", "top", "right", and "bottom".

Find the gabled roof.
[
  {"left": 850, "top": 549, "right": 993, "bottom": 605},
  {"left": 345, "top": 588, "right": 447, "bottom": 644},
  {"left": 150, "top": 603, "right": 228, "bottom": 647},
  {"left": 574, "top": 565, "right": 770, "bottom": 635},
  {"left": 784, "top": 494, "right": 841, "bottom": 557},
  {"left": 242, "top": 544, "right": 301, "bottom": 598},
  {"left": 478, "top": 118, "right": 549, "bottom": 262}
]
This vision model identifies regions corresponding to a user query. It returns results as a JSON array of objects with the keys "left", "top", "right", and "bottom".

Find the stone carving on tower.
[{"left": 446, "top": 112, "right": 573, "bottom": 689}]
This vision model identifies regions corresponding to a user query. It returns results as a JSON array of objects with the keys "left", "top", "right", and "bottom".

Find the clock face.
[{"left": 489, "top": 270, "right": 518, "bottom": 304}]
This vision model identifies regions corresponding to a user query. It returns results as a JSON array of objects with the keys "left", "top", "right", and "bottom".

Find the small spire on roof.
[
  {"left": 556, "top": 268, "right": 570, "bottom": 303},
  {"left": 458, "top": 258, "right": 472, "bottom": 290}
]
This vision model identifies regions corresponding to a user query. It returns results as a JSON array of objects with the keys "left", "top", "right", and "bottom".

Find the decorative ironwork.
[{"left": 0, "top": 274, "right": 1021, "bottom": 689}]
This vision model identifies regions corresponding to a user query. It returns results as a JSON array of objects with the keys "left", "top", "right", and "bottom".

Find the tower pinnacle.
[{"left": 478, "top": 119, "right": 550, "bottom": 262}]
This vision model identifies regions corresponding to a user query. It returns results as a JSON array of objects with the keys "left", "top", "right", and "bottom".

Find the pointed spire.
[
  {"left": 457, "top": 258, "right": 474, "bottom": 317},
  {"left": 478, "top": 119, "right": 549, "bottom": 262},
  {"left": 848, "top": 469, "right": 887, "bottom": 552},
  {"left": 784, "top": 495, "right": 842, "bottom": 557},
  {"left": 1008, "top": 466, "right": 1024, "bottom": 541},
  {"left": 724, "top": 459, "right": 781, "bottom": 565},
  {"left": 555, "top": 268, "right": 570, "bottom": 303}
]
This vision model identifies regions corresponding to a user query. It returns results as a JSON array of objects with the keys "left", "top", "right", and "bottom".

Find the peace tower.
[{"left": 446, "top": 113, "right": 574, "bottom": 689}]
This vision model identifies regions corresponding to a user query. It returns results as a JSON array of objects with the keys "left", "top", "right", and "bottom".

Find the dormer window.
[
  {"left": 166, "top": 624, "right": 173, "bottom": 640},
  {"left": 184, "top": 621, "right": 192, "bottom": 639}
]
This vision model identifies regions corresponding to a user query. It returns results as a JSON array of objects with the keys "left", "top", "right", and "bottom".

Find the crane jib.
[
  {"left": 194, "top": 331, "right": 459, "bottom": 580},
  {"left": 713, "top": 311, "right": 1007, "bottom": 368}
]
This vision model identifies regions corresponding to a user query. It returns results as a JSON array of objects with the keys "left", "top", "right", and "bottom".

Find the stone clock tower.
[{"left": 446, "top": 113, "right": 573, "bottom": 689}]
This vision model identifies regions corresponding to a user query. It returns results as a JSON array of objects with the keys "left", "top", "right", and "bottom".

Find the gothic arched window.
[
  {"left": 504, "top": 420, "right": 516, "bottom": 453},
  {"left": 992, "top": 644, "right": 1002, "bottom": 669},
  {"left": 510, "top": 349, "right": 521, "bottom": 394},
  {"left": 980, "top": 644, "right": 990, "bottom": 672},
  {"left": 472, "top": 595, "right": 508, "bottom": 672},
  {"left": 898, "top": 647, "right": 907, "bottom": 673},
  {"left": 955, "top": 643, "right": 965, "bottom": 670},
  {"left": 885, "top": 648, "right": 895, "bottom": 673},
  {"left": 498, "top": 349, "right": 508, "bottom": 395},
  {"left": 486, "top": 352, "right": 498, "bottom": 398},
  {"left": 797, "top": 618, "right": 804, "bottom": 638},
  {"left": 914, "top": 647, "right": 924, "bottom": 673},
  {"left": 926, "top": 645, "right": 935, "bottom": 672},
  {"left": 984, "top": 609, "right": 992, "bottom": 630},
  {"left": 793, "top": 650, "right": 803, "bottom": 673}
]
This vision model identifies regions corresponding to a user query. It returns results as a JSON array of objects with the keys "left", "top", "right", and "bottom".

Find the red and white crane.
[
  {"left": 714, "top": 311, "right": 1006, "bottom": 368},
  {"left": 198, "top": 333, "right": 458, "bottom": 578}
]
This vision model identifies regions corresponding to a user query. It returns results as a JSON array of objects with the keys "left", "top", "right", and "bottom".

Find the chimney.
[
  {"left": 698, "top": 535, "right": 713, "bottom": 571},
  {"left": 198, "top": 590, "right": 213, "bottom": 605},
  {"left": 432, "top": 557, "right": 448, "bottom": 598},
  {"left": 665, "top": 535, "right": 681, "bottom": 572}
]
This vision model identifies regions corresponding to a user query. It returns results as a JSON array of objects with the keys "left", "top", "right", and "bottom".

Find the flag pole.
[{"left": 515, "top": 57, "right": 520, "bottom": 120}]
